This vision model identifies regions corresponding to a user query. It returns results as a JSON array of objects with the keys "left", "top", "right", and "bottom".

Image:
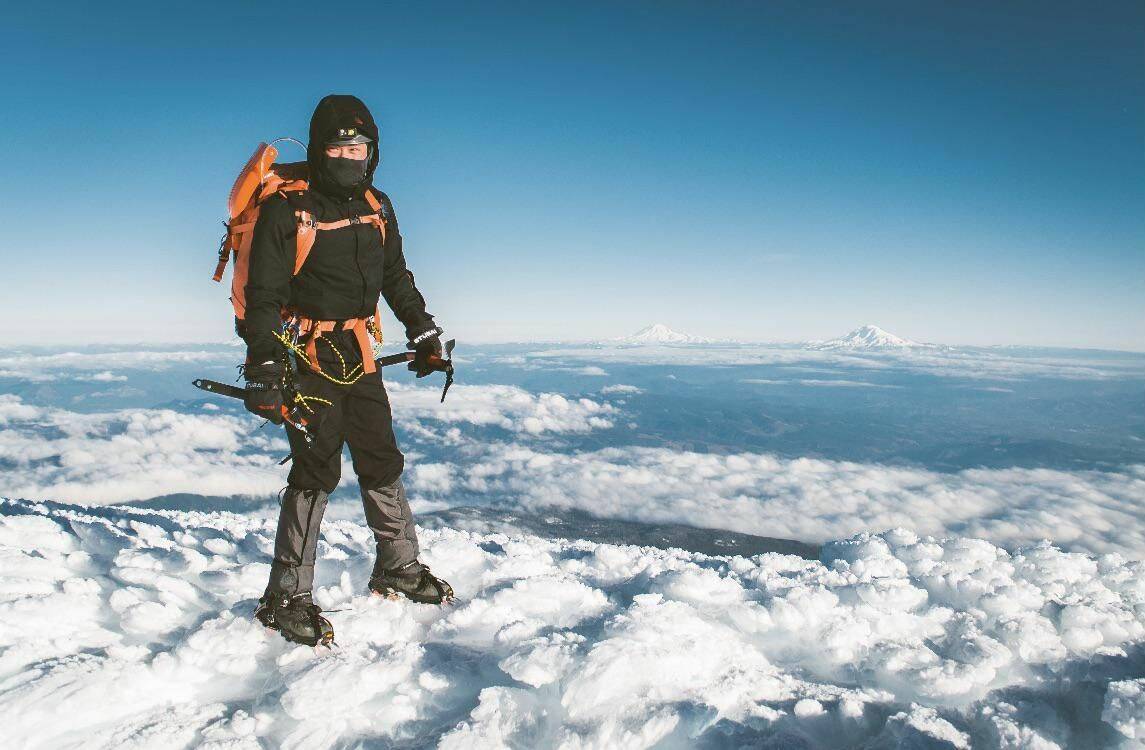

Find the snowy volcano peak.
[
  {"left": 811, "top": 324, "right": 926, "bottom": 350},
  {"left": 617, "top": 323, "right": 708, "bottom": 344},
  {"left": 839, "top": 324, "right": 915, "bottom": 347}
]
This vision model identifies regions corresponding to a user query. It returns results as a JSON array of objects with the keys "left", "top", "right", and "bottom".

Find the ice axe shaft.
[
  {"left": 191, "top": 378, "right": 244, "bottom": 400},
  {"left": 191, "top": 378, "right": 317, "bottom": 453},
  {"left": 375, "top": 338, "right": 454, "bottom": 370}
]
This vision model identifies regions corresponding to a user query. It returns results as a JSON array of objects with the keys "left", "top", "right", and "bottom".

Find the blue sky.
[{"left": 1, "top": 1, "right": 1142, "bottom": 349}]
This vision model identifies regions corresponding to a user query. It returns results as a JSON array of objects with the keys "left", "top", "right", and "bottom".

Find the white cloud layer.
[
  {"left": 0, "top": 348, "right": 233, "bottom": 381},
  {"left": 420, "top": 445, "right": 1145, "bottom": 557},
  {"left": 1, "top": 499, "right": 1141, "bottom": 748},
  {"left": 0, "top": 387, "right": 615, "bottom": 504},
  {"left": 743, "top": 378, "right": 902, "bottom": 388},
  {"left": 497, "top": 344, "right": 1145, "bottom": 381},
  {"left": 600, "top": 384, "right": 642, "bottom": 395},
  {"left": 387, "top": 382, "right": 615, "bottom": 434},
  {"left": 0, "top": 395, "right": 287, "bottom": 503}
]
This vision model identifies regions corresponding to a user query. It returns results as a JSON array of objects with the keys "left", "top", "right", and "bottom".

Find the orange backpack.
[{"left": 212, "top": 140, "right": 387, "bottom": 374}]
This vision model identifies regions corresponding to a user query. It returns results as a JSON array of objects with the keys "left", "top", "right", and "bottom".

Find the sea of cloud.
[{"left": 2, "top": 383, "right": 1143, "bottom": 557}]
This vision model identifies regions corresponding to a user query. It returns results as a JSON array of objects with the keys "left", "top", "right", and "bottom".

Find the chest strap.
[{"left": 289, "top": 190, "right": 388, "bottom": 275}]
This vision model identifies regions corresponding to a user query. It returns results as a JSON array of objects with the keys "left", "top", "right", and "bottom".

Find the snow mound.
[
  {"left": 614, "top": 323, "right": 710, "bottom": 345},
  {"left": 809, "top": 324, "right": 931, "bottom": 350},
  {"left": 3, "top": 498, "right": 1144, "bottom": 748}
]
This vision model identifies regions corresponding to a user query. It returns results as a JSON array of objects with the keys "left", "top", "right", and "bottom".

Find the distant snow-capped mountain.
[
  {"left": 808, "top": 324, "right": 933, "bottom": 350},
  {"left": 615, "top": 323, "right": 710, "bottom": 345}
]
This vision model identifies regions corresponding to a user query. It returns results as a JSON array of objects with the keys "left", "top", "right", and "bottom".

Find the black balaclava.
[{"left": 307, "top": 94, "right": 381, "bottom": 199}]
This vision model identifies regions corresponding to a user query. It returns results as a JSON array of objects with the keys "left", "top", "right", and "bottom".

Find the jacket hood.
[{"left": 307, "top": 94, "right": 380, "bottom": 197}]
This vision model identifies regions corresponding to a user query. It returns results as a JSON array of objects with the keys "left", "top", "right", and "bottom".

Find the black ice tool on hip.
[{"left": 190, "top": 377, "right": 319, "bottom": 448}]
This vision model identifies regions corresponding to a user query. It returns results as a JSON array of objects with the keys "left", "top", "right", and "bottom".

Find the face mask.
[{"left": 324, "top": 154, "right": 369, "bottom": 188}]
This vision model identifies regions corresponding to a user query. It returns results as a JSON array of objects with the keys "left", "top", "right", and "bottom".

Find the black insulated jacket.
[{"left": 242, "top": 95, "right": 437, "bottom": 363}]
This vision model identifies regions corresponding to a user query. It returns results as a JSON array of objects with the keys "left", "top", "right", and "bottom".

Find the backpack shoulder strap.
[
  {"left": 363, "top": 188, "right": 388, "bottom": 245},
  {"left": 279, "top": 187, "right": 318, "bottom": 276},
  {"left": 365, "top": 188, "right": 397, "bottom": 223},
  {"left": 288, "top": 187, "right": 389, "bottom": 277}
]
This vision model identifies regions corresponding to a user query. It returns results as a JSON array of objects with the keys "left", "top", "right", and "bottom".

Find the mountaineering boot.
[
  {"left": 255, "top": 592, "right": 335, "bottom": 647},
  {"left": 369, "top": 560, "right": 455, "bottom": 604}
]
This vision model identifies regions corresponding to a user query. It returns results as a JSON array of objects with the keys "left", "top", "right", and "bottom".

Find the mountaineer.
[{"left": 219, "top": 94, "right": 454, "bottom": 646}]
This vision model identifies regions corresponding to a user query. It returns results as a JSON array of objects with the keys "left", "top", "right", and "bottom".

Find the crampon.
[
  {"left": 255, "top": 592, "right": 336, "bottom": 647},
  {"left": 369, "top": 561, "right": 455, "bottom": 605}
]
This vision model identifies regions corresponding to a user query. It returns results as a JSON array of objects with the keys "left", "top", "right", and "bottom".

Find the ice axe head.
[
  {"left": 410, "top": 338, "right": 455, "bottom": 373},
  {"left": 396, "top": 339, "right": 455, "bottom": 402},
  {"left": 427, "top": 339, "right": 455, "bottom": 402}
]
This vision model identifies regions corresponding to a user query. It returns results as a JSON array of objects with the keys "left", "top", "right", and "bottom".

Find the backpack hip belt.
[{"left": 287, "top": 311, "right": 385, "bottom": 376}]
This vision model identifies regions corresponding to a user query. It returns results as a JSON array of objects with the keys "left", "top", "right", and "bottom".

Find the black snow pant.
[{"left": 265, "top": 329, "right": 421, "bottom": 597}]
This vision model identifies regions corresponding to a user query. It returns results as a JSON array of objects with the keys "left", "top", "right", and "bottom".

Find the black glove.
[
  {"left": 243, "top": 360, "right": 285, "bottom": 424},
  {"left": 407, "top": 327, "right": 444, "bottom": 379}
]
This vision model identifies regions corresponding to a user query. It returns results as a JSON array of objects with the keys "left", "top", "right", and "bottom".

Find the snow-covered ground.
[{"left": 2, "top": 497, "right": 1143, "bottom": 748}]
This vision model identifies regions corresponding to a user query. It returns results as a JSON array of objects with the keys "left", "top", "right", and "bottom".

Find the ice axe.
[{"left": 375, "top": 338, "right": 456, "bottom": 402}]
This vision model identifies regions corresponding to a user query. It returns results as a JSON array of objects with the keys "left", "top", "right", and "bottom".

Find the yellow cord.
[
  {"left": 298, "top": 394, "right": 333, "bottom": 409},
  {"left": 272, "top": 330, "right": 365, "bottom": 387},
  {"left": 317, "top": 336, "right": 362, "bottom": 381}
]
